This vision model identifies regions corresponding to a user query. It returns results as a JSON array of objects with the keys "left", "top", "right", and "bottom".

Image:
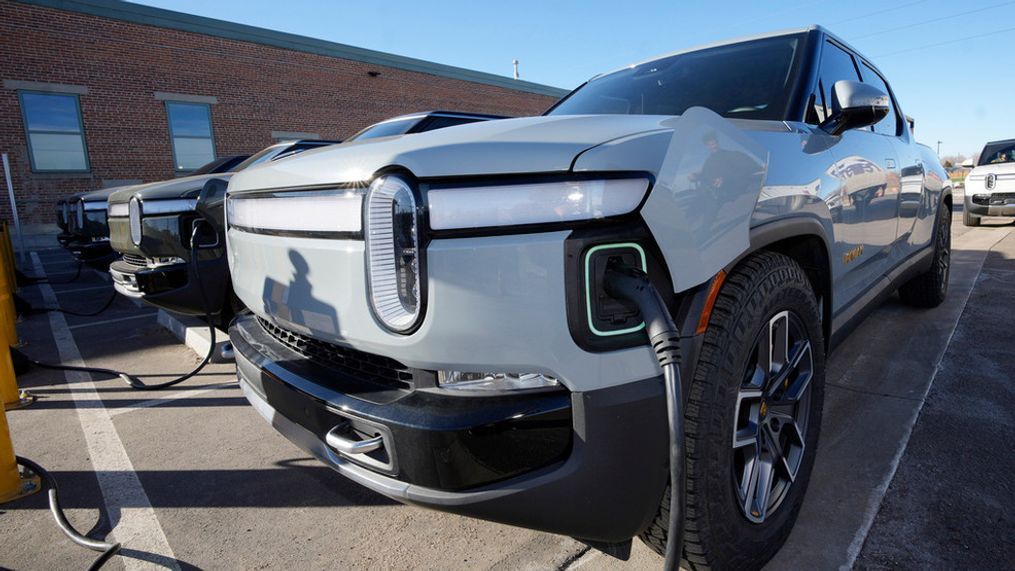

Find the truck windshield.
[
  {"left": 978, "top": 141, "right": 1015, "bottom": 166},
  {"left": 548, "top": 34, "right": 804, "bottom": 121},
  {"left": 347, "top": 118, "right": 419, "bottom": 141}
]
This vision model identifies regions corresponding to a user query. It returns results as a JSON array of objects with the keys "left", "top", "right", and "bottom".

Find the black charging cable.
[
  {"left": 14, "top": 222, "right": 219, "bottom": 391},
  {"left": 27, "top": 289, "right": 118, "bottom": 317},
  {"left": 603, "top": 261, "right": 685, "bottom": 571},
  {"left": 15, "top": 456, "right": 121, "bottom": 570},
  {"left": 16, "top": 261, "right": 83, "bottom": 286}
]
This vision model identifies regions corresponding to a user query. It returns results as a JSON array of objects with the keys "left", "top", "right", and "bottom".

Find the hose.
[
  {"left": 603, "top": 260, "right": 685, "bottom": 571},
  {"left": 27, "top": 289, "right": 118, "bottom": 317},
  {"left": 15, "top": 455, "right": 121, "bottom": 570},
  {"left": 17, "top": 222, "right": 219, "bottom": 391},
  {"left": 17, "top": 261, "right": 83, "bottom": 286}
]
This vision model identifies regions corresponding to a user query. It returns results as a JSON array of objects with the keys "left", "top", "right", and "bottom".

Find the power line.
[
  {"left": 873, "top": 24, "right": 1015, "bottom": 57},
  {"left": 837, "top": 0, "right": 928, "bottom": 24},
  {"left": 854, "top": 0, "right": 1015, "bottom": 39}
]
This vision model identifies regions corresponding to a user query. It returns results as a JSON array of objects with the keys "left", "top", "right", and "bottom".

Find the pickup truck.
[
  {"left": 59, "top": 155, "right": 247, "bottom": 265},
  {"left": 224, "top": 26, "right": 950, "bottom": 569},
  {"left": 963, "top": 138, "right": 1015, "bottom": 226},
  {"left": 107, "top": 112, "right": 507, "bottom": 328}
]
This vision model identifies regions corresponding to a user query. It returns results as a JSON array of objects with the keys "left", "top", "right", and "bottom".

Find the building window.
[
  {"left": 165, "top": 101, "right": 215, "bottom": 172},
  {"left": 18, "top": 92, "right": 89, "bottom": 172}
]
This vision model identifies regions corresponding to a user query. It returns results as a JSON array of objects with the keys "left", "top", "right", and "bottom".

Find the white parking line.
[
  {"left": 67, "top": 313, "right": 158, "bottom": 331},
  {"left": 107, "top": 382, "right": 238, "bottom": 417},
  {"left": 31, "top": 252, "right": 179, "bottom": 570},
  {"left": 51, "top": 283, "right": 116, "bottom": 295}
]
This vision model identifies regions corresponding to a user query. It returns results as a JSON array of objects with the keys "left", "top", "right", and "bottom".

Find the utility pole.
[
  {"left": 937, "top": 140, "right": 942, "bottom": 156},
  {"left": 512, "top": 59, "right": 519, "bottom": 80}
]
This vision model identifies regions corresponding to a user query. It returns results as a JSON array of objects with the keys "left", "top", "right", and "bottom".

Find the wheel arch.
[{"left": 738, "top": 217, "right": 833, "bottom": 352}]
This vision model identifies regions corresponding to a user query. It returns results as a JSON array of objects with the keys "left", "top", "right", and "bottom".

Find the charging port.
[{"left": 584, "top": 243, "right": 647, "bottom": 336}]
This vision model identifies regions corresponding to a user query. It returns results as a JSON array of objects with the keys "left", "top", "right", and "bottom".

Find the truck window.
[
  {"left": 816, "top": 41, "right": 861, "bottom": 121},
  {"left": 857, "top": 62, "right": 900, "bottom": 136},
  {"left": 547, "top": 34, "right": 805, "bottom": 121}
]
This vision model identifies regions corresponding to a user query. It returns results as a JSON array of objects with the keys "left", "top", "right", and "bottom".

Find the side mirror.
[{"left": 819, "top": 80, "right": 889, "bottom": 136}]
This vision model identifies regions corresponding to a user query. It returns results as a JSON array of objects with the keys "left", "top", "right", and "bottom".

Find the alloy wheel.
[{"left": 732, "top": 310, "right": 813, "bottom": 524}]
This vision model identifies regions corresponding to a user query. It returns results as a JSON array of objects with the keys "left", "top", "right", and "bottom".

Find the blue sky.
[{"left": 135, "top": 0, "right": 1015, "bottom": 158}]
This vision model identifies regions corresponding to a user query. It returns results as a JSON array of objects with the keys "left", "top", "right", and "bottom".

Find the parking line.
[
  {"left": 51, "top": 283, "right": 116, "bottom": 295},
  {"left": 841, "top": 228, "right": 1013, "bottom": 570},
  {"left": 31, "top": 252, "right": 179, "bottom": 570},
  {"left": 67, "top": 313, "right": 158, "bottom": 331},
  {"left": 107, "top": 382, "right": 238, "bottom": 417}
]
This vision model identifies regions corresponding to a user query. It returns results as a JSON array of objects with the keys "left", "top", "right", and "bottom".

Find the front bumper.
[
  {"left": 109, "top": 254, "right": 230, "bottom": 315},
  {"left": 966, "top": 193, "right": 1015, "bottom": 216},
  {"left": 232, "top": 313, "right": 670, "bottom": 541},
  {"left": 67, "top": 239, "right": 114, "bottom": 264}
]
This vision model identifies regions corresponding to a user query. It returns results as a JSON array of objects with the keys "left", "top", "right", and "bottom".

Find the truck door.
[
  {"left": 854, "top": 59, "right": 923, "bottom": 260},
  {"left": 815, "top": 40, "right": 900, "bottom": 305}
]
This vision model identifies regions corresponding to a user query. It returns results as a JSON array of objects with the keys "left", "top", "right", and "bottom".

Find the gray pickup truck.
[{"left": 224, "top": 26, "right": 950, "bottom": 569}]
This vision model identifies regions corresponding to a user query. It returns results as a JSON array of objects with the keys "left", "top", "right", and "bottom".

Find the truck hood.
[
  {"left": 76, "top": 185, "right": 135, "bottom": 203},
  {"left": 109, "top": 173, "right": 227, "bottom": 205},
  {"left": 228, "top": 115, "right": 671, "bottom": 192}
]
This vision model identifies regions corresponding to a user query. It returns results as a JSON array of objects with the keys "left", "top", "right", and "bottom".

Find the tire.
[
  {"left": 962, "top": 207, "right": 980, "bottom": 227},
  {"left": 639, "top": 251, "right": 826, "bottom": 570},
  {"left": 899, "top": 204, "right": 951, "bottom": 308}
]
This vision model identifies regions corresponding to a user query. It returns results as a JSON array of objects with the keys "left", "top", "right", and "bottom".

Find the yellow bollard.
[
  {"left": 0, "top": 222, "right": 15, "bottom": 295},
  {"left": 0, "top": 403, "right": 40, "bottom": 503},
  {"left": 0, "top": 252, "right": 17, "bottom": 349},
  {"left": 0, "top": 242, "right": 28, "bottom": 409}
]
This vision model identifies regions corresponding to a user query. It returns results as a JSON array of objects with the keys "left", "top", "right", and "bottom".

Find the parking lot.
[{"left": 0, "top": 197, "right": 1012, "bottom": 570}]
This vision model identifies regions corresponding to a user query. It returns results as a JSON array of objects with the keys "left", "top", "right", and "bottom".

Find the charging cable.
[{"left": 603, "top": 260, "right": 685, "bottom": 571}]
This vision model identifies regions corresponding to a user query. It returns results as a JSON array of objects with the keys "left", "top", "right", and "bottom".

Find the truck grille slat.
[{"left": 256, "top": 316, "right": 413, "bottom": 390}]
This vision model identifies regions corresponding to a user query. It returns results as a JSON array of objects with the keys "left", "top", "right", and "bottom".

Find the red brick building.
[{"left": 0, "top": 0, "right": 566, "bottom": 228}]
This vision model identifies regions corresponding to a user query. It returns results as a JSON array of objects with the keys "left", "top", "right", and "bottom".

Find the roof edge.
[{"left": 16, "top": 0, "right": 569, "bottom": 98}]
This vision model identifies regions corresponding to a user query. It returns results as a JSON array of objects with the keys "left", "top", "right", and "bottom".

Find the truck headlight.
[
  {"left": 75, "top": 200, "right": 85, "bottom": 228},
  {"left": 426, "top": 178, "right": 649, "bottom": 231},
  {"left": 128, "top": 197, "right": 142, "bottom": 246},
  {"left": 437, "top": 371, "right": 559, "bottom": 391},
  {"left": 366, "top": 175, "right": 422, "bottom": 333}
]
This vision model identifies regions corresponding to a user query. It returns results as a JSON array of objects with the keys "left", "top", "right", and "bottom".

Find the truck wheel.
[
  {"left": 962, "top": 208, "right": 980, "bottom": 227},
  {"left": 639, "top": 251, "right": 825, "bottom": 570},
  {"left": 899, "top": 204, "right": 951, "bottom": 308}
]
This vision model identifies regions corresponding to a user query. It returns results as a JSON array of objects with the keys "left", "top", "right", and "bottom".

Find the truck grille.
[
  {"left": 256, "top": 316, "right": 414, "bottom": 390},
  {"left": 972, "top": 193, "right": 1015, "bottom": 206},
  {"left": 121, "top": 253, "right": 147, "bottom": 268}
]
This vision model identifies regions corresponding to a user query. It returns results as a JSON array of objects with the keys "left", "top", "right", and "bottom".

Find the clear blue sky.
[{"left": 135, "top": 0, "right": 1015, "bottom": 158}]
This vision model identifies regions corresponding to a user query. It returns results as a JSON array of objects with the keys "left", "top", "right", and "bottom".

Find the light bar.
[
  {"left": 138, "top": 198, "right": 197, "bottom": 216},
  {"left": 427, "top": 178, "right": 649, "bottom": 231},
  {"left": 365, "top": 176, "right": 421, "bottom": 333},
  {"left": 226, "top": 191, "right": 363, "bottom": 234},
  {"left": 109, "top": 203, "right": 129, "bottom": 217}
]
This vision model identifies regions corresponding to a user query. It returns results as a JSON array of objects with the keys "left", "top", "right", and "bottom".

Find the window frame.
[
  {"left": 18, "top": 90, "right": 90, "bottom": 174},
  {"left": 164, "top": 100, "right": 217, "bottom": 173},
  {"left": 854, "top": 58, "right": 904, "bottom": 138}
]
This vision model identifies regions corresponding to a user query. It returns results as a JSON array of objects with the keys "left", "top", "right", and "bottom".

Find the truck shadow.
[{"left": 260, "top": 250, "right": 340, "bottom": 339}]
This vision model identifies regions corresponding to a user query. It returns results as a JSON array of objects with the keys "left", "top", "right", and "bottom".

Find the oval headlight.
[
  {"left": 75, "top": 200, "right": 84, "bottom": 229},
  {"left": 365, "top": 175, "right": 422, "bottom": 333},
  {"left": 128, "top": 196, "right": 142, "bottom": 246}
]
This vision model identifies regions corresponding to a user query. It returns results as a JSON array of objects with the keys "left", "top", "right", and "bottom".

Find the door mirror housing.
[{"left": 819, "top": 80, "right": 890, "bottom": 136}]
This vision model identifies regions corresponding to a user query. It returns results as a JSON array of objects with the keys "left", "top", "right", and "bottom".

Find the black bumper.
[
  {"left": 231, "top": 314, "right": 671, "bottom": 541},
  {"left": 67, "top": 239, "right": 114, "bottom": 265},
  {"left": 109, "top": 255, "right": 230, "bottom": 316},
  {"left": 966, "top": 193, "right": 1015, "bottom": 216}
]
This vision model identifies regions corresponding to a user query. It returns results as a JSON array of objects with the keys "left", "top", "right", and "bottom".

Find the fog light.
[{"left": 437, "top": 371, "right": 559, "bottom": 391}]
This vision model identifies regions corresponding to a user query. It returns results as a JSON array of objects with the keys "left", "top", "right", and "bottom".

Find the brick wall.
[{"left": 0, "top": 0, "right": 560, "bottom": 224}]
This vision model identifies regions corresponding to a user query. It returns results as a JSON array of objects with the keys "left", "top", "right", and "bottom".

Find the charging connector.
[{"left": 603, "top": 260, "right": 684, "bottom": 571}]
